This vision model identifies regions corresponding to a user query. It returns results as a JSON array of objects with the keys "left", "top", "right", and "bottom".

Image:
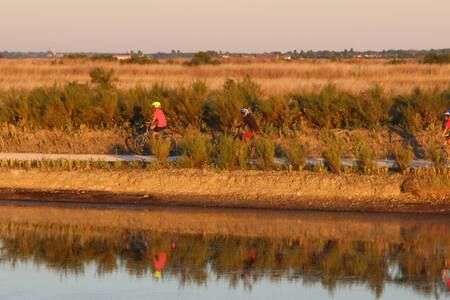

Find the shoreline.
[
  {"left": 0, "top": 204, "right": 449, "bottom": 241},
  {"left": 0, "top": 169, "right": 449, "bottom": 214}
]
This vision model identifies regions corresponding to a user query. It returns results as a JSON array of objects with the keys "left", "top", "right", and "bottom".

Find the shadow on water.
[{"left": 0, "top": 205, "right": 449, "bottom": 299}]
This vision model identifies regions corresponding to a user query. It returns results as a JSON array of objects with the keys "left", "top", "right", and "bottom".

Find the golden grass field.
[{"left": 1, "top": 58, "right": 449, "bottom": 94}]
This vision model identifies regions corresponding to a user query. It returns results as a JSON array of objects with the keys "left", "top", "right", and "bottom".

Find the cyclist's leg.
[{"left": 152, "top": 126, "right": 165, "bottom": 139}]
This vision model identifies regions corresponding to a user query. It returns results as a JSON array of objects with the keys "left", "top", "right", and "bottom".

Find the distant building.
[{"left": 113, "top": 55, "right": 132, "bottom": 61}]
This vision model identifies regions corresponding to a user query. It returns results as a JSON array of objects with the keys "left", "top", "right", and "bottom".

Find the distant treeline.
[{"left": 2, "top": 48, "right": 450, "bottom": 60}]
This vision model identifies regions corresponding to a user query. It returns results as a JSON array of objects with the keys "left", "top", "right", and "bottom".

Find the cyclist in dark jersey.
[{"left": 236, "top": 108, "right": 260, "bottom": 141}]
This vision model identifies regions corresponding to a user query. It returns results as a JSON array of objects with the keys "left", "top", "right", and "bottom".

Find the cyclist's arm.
[{"left": 150, "top": 114, "right": 158, "bottom": 128}]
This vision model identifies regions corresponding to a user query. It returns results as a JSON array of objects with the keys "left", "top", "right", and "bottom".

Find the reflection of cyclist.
[
  {"left": 150, "top": 101, "right": 168, "bottom": 138},
  {"left": 236, "top": 108, "right": 260, "bottom": 141},
  {"left": 153, "top": 251, "right": 168, "bottom": 279},
  {"left": 442, "top": 267, "right": 450, "bottom": 293},
  {"left": 443, "top": 110, "right": 450, "bottom": 145},
  {"left": 241, "top": 248, "right": 257, "bottom": 290}
]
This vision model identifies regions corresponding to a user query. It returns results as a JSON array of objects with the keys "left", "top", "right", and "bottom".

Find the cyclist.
[
  {"left": 149, "top": 101, "right": 168, "bottom": 138},
  {"left": 443, "top": 110, "right": 450, "bottom": 146},
  {"left": 236, "top": 108, "right": 260, "bottom": 141}
]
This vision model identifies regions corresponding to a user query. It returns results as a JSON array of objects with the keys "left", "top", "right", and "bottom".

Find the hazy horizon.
[{"left": 1, "top": 0, "right": 449, "bottom": 53}]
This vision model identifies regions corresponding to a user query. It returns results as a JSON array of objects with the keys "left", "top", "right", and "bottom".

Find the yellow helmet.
[
  {"left": 153, "top": 270, "right": 162, "bottom": 279},
  {"left": 152, "top": 101, "right": 161, "bottom": 108}
]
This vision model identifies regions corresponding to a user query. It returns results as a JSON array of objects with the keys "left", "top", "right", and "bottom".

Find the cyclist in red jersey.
[{"left": 150, "top": 101, "right": 168, "bottom": 138}]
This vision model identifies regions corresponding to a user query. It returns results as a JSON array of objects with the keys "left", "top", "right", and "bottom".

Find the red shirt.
[
  {"left": 153, "top": 252, "right": 167, "bottom": 271},
  {"left": 152, "top": 108, "right": 167, "bottom": 128},
  {"left": 445, "top": 119, "right": 450, "bottom": 130}
]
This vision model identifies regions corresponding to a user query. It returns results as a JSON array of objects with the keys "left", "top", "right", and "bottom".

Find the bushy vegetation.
[
  {"left": 422, "top": 52, "right": 450, "bottom": 64},
  {"left": 393, "top": 144, "right": 414, "bottom": 172},
  {"left": 151, "top": 138, "right": 171, "bottom": 166},
  {"left": 178, "top": 130, "right": 212, "bottom": 168},
  {"left": 282, "top": 142, "right": 308, "bottom": 171},
  {"left": 122, "top": 55, "right": 159, "bottom": 65},
  {"left": 215, "top": 135, "right": 249, "bottom": 170},
  {"left": 0, "top": 70, "right": 449, "bottom": 174},
  {"left": 253, "top": 137, "right": 275, "bottom": 170},
  {"left": 0, "top": 70, "right": 448, "bottom": 137},
  {"left": 322, "top": 132, "right": 344, "bottom": 174},
  {"left": 185, "top": 51, "right": 221, "bottom": 66},
  {"left": 354, "top": 139, "right": 377, "bottom": 174}
]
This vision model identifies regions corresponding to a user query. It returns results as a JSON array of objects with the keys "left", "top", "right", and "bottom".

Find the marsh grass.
[{"left": 2, "top": 58, "right": 450, "bottom": 94}]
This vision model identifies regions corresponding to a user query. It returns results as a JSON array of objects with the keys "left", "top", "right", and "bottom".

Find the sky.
[{"left": 1, "top": 0, "right": 449, "bottom": 53}]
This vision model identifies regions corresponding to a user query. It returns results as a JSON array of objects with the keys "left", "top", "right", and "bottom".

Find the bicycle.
[{"left": 126, "top": 124, "right": 177, "bottom": 156}]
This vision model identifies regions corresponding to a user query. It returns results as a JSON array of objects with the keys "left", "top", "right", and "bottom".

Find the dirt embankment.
[
  {"left": 0, "top": 169, "right": 449, "bottom": 213},
  {"left": 1, "top": 205, "right": 449, "bottom": 242}
]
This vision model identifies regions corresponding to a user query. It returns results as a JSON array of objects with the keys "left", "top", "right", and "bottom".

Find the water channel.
[{"left": 0, "top": 203, "right": 448, "bottom": 299}]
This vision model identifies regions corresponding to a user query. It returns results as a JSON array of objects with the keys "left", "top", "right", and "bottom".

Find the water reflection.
[{"left": 0, "top": 216, "right": 449, "bottom": 299}]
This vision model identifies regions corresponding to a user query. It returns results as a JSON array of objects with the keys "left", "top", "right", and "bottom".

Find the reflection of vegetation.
[{"left": 0, "top": 222, "right": 448, "bottom": 298}]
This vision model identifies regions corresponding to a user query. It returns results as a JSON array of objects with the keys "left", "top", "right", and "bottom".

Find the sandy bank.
[{"left": 0, "top": 169, "right": 449, "bottom": 213}]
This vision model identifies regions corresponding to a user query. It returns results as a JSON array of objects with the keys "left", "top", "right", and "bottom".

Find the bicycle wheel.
[{"left": 134, "top": 134, "right": 150, "bottom": 155}]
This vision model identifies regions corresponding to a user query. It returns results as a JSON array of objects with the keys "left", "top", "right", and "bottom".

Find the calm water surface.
[{"left": 0, "top": 205, "right": 449, "bottom": 300}]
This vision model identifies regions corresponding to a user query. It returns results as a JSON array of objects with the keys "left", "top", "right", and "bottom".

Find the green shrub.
[
  {"left": 354, "top": 85, "right": 392, "bottom": 129},
  {"left": 253, "top": 137, "right": 275, "bottom": 170},
  {"left": 422, "top": 52, "right": 450, "bottom": 64},
  {"left": 151, "top": 138, "right": 171, "bottom": 166},
  {"left": 391, "top": 87, "right": 448, "bottom": 133},
  {"left": 178, "top": 130, "right": 212, "bottom": 168},
  {"left": 203, "top": 78, "right": 261, "bottom": 132},
  {"left": 354, "top": 139, "right": 377, "bottom": 174},
  {"left": 386, "top": 58, "right": 407, "bottom": 65},
  {"left": 295, "top": 84, "right": 356, "bottom": 129},
  {"left": 392, "top": 144, "right": 414, "bottom": 172},
  {"left": 322, "top": 132, "right": 344, "bottom": 174},
  {"left": 121, "top": 55, "right": 159, "bottom": 65},
  {"left": 216, "top": 135, "right": 249, "bottom": 170},
  {"left": 166, "top": 81, "right": 208, "bottom": 131},
  {"left": 425, "top": 135, "right": 446, "bottom": 170},
  {"left": 0, "top": 78, "right": 448, "bottom": 141},
  {"left": 283, "top": 142, "right": 308, "bottom": 171},
  {"left": 185, "top": 51, "right": 221, "bottom": 66},
  {"left": 89, "top": 68, "right": 116, "bottom": 88}
]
